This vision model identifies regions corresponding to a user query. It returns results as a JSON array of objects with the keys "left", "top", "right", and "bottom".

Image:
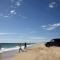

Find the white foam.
[
  {"left": 0, "top": 45, "right": 31, "bottom": 53},
  {"left": 0, "top": 46, "right": 20, "bottom": 53}
]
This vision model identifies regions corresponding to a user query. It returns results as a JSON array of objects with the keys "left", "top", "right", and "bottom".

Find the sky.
[{"left": 0, "top": 0, "right": 60, "bottom": 43}]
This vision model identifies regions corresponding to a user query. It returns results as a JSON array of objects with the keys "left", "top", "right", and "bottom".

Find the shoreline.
[
  {"left": 0, "top": 49, "right": 19, "bottom": 60},
  {"left": 1, "top": 44, "right": 60, "bottom": 60},
  {"left": 0, "top": 44, "right": 32, "bottom": 53},
  {"left": 0, "top": 44, "right": 33, "bottom": 60}
]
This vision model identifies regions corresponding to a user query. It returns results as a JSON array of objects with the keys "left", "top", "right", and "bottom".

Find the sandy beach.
[{"left": 5, "top": 44, "right": 60, "bottom": 60}]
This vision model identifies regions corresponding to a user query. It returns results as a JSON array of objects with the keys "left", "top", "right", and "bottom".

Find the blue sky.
[{"left": 0, "top": 0, "right": 60, "bottom": 43}]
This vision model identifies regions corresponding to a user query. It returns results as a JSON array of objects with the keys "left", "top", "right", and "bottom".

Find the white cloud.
[
  {"left": 30, "top": 37, "right": 47, "bottom": 40},
  {"left": 0, "top": 33, "right": 17, "bottom": 35},
  {"left": 46, "top": 26, "right": 56, "bottom": 30},
  {"left": 49, "top": 4, "right": 54, "bottom": 8},
  {"left": 42, "top": 23, "right": 60, "bottom": 30},
  {"left": 10, "top": 0, "right": 23, "bottom": 17},
  {"left": 0, "top": 13, "right": 9, "bottom": 18},
  {"left": 49, "top": 2, "right": 56, "bottom": 8},
  {"left": 0, "top": 0, "right": 23, "bottom": 18},
  {"left": 0, "top": 10, "right": 16, "bottom": 18},
  {"left": 41, "top": 26, "right": 46, "bottom": 28},
  {"left": 1, "top": 10, "right": 17, "bottom": 18},
  {"left": 11, "top": 0, "right": 22, "bottom": 7},
  {"left": 10, "top": 10, "right": 16, "bottom": 15},
  {"left": 10, "top": 10, "right": 15, "bottom": 14},
  {"left": 27, "top": 36, "right": 47, "bottom": 43},
  {"left": 15, "top": 2, "right": 21, "bottom": 6}
]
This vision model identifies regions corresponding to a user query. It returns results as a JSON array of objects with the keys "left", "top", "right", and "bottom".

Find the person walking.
[
  {"left": 19, "top": 43, "right": 23, "bottom": 53},
  {"left": 24, "top": 43, "right": 27, "bottom": 49}
]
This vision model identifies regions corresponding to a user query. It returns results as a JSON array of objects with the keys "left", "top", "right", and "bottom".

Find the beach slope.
[{"left": 6, "top": 44, "right": 60, "bottom": 60}]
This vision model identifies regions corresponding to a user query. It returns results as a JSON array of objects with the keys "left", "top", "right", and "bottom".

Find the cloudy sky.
[{"left": 0, "top": 0, "right": 60, "bottom": 43}]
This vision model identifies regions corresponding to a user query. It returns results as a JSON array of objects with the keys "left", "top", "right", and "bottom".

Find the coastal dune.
[{"left": 5, "top": 44, "right": 60, "bottom": 60}]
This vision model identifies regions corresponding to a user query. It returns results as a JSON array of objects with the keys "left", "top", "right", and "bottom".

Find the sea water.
[
  {"left": 0, "top": 43, "right": 33, "bottom": 60},
  {"left": 0, "top": 43, "right": 33, "bottom": 53}
]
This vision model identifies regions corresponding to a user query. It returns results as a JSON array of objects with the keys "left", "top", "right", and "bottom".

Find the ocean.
[{"left": 0, "top": 43, "right": 34, "bottom": 60}]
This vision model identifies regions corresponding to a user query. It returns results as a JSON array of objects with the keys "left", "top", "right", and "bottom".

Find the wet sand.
[
  {"left": 0, "top": 53, "right": 2, "bottom": 60},
  {"left": 1, "top": 44, "right": 60, "bottom": 60},
  {"left": 0, "top": 49, "right": 19, "bottom": 60}
]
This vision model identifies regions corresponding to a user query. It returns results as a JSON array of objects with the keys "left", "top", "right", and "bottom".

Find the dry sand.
[{"left": 6, "top": 44, "right": 60, "bottom": 60}]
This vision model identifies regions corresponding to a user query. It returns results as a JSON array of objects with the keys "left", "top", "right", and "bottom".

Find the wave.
[{"left": 0, "top": 45, "right": 31, "bottom": 53}]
